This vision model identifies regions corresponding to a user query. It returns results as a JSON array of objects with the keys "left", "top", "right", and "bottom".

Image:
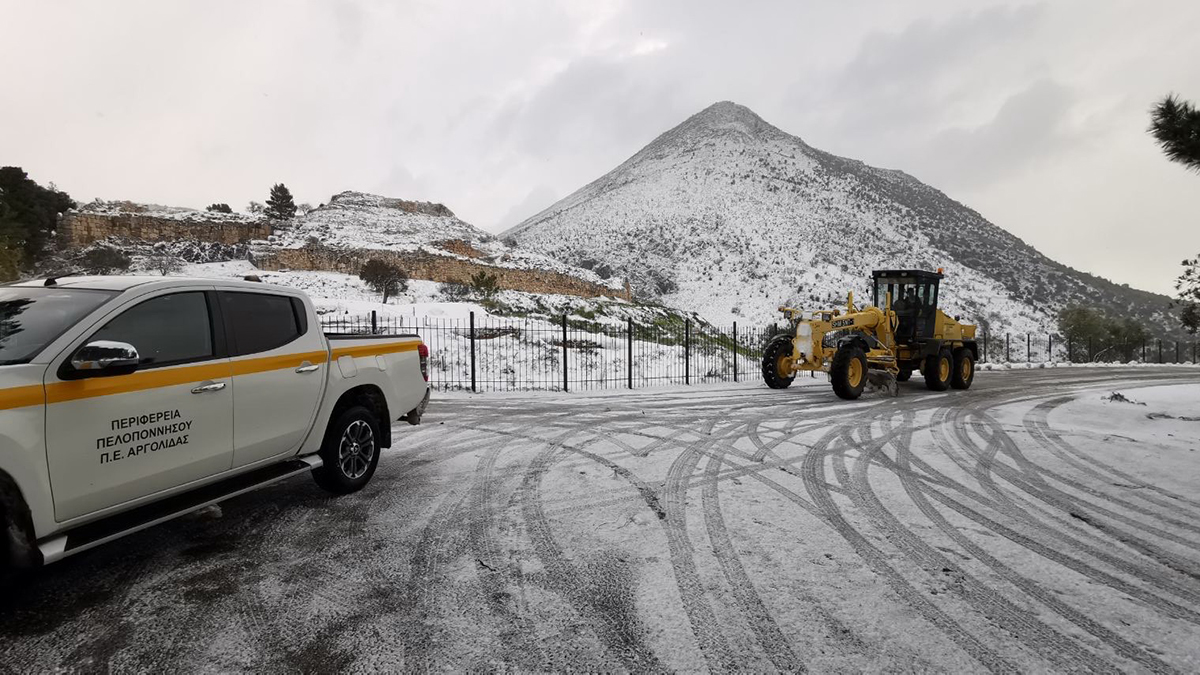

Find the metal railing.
[
  {"left": 320, "top": 312, "right": 1198, "bottom": 392},
  {"left": 321, "top": 311, "right": 780, "bottom": 392},
  {"left": 977, "top": 332, "right": 1198, "bottom": 365}
]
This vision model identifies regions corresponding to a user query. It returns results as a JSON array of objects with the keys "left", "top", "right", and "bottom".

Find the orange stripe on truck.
[
  {"left": 45, "top": 362, "right": 235, "bottom": 404},
  {"left": 229, "top": 350, "right": 328, "bottom": 376},
  {"left": 331, "top": 340, "right": 420, "bottom": 360},
  {"left": 0, "top": 384, "right": 46, "bottom": 411},
  {"left": 0, "top": 341, "right": 422, "bottom": 410}
]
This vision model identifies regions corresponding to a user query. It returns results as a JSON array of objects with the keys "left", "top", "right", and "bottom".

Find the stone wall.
[
  {"left": 59, "top": 212, "right": 272, "bottom": 248},
  {"left": 254, "top": 245, "right": 632, "bottom": 301}
]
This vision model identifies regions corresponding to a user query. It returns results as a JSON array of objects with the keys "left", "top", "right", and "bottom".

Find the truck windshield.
[{"left": 0, "top": 287, "right": 118, "bottom": 365}]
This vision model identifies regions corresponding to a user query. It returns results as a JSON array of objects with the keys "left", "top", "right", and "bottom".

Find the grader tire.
[
  {"left": 762, "top": 336, "right": 796, "bottom": 389},
  {"left": 831, "top": 345, "right": 868, "bottom": 400},
  {"left": 896, "top": 367, "right": 912, "bottom": 382},
  {"left": 951, "top": 347, "right": 975, "bottom": 390},
  {"left": 924, "top": 348, "right": 952, "bottom": 391}
]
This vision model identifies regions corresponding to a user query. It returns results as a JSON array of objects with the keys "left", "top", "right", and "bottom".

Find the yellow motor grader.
[{"left": 762, "top": 269, "right": 979, "bottom": 400}]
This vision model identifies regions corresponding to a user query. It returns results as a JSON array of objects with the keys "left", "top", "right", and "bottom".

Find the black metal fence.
[
  {"left": 321, "top": 311, "right": 780, "bottom": 392},
  {"left": 977, "top": 332, "right": 1199, "bottom": 366},
  {"left": 319, "top": 312, "right": 1198, "bottom": 392}
]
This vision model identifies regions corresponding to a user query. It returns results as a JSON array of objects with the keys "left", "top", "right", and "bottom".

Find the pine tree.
[
  {"left": 1177, "top": 254, "right": 1200, "bottom": 334},
  {"left": 0, "top": 166, "right": 74, "bottom": 264},
  {"left": 264, "top": 183, "right": 297, "bottom": 220},
  {"left": 1149, "top": 94, "right": 1200, "bottom": 173}
]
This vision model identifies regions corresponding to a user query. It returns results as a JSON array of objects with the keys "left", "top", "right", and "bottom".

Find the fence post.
[
  {"left": 1068, "top": 338, "right": 1073, "bottom": 363},
  {"left": 732, "top": 321, "right": 738, "bottom": 383},
  {"left": 1026, "top": 333, "right": 1031, "bottom": 363},
  {"left": 982, "top": 332, "right": 987, "bottom": 362},
  {"left": 685, "top": 319, "right": 691, "bottom": 385},
  {"left": 562, "top": 314, "right": 569, "bottom": 392},
  {"left": 371, "top": 310, "right": 377, "bottom": 334},
  {"left": 1048, "top": 334, "right": 1053, "bottom": 362},
  {"left": 1142, "top": 340, "right": 1146, "bottom": 363},
  {"left": 1176, "top": 341, "right": 1180, "bottom": 363},
  {"left": 1089, "top": 336, "right": 1093, "bottom": 362},
  {"left": 627, "top": 319, "right": 633, "bottom": 390},
  {"left": 1006, "top": 333, "right": 1010, "bottom": 362},
  {"left": 1158, "top": 339, "right": 1162, "bottom": 364},
  {"left": 469, "top": 311, "right": 476, "bottom": 393}
]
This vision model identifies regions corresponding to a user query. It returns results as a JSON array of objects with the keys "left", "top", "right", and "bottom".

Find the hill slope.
[
  {"left": 504, "top": 102, "right": 1179, "bottom": 335},
  {"left": 264, "top": 191, "right": 625, "bottom": 291}
]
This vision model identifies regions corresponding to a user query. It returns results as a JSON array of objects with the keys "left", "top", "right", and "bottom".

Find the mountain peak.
[
  {"left": 687, "top": 101, "right": 780, "bottom": 135},
  {"left": 694, "top": 100, "right": 763, "bottom": 123},
  {"left": 640, "top": 101, "right": 791, "bottom": 156}
]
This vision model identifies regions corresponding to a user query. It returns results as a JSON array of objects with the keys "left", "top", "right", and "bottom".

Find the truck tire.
[
  {"left": 0, "top": 509, "right": 11, "bottom": 592},
  {"left": 761, "top": 335, "right": 796, "bottom": 389},
  {"left": 313, "top": 405, "right": 382, "bottom": 494},
  {"left": 924, "top": 349, "right": 952, "bottom": 391},
  {"left": 831, "top": 345, "right": 868, "bottom": 400},
  {"left": 951, "top": 347, "right": 975, "bottom": 390},
  {"left": 896, "top": 367, "right": 912, "bottom": 382}
]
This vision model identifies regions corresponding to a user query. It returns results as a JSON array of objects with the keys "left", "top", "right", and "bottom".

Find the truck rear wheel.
[
  {"left": 313, "top": 405, "right": 382, "bottom": 494},
  {"left": 762, "top": 336, "right": 796, "bottom": 389},
  {"left": 831, "top": 345, "right": 868, "bottom": 400},
  {"left": 924, "top": 349, "right": 952, "bottom": 391},
  {"left": 951, "top": 347, "right": 975, "bottom": 390}
]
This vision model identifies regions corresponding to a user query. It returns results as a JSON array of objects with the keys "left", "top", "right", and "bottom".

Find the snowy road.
[{"left": 3, "top": 368, "right": 1200, "bottom": 672}]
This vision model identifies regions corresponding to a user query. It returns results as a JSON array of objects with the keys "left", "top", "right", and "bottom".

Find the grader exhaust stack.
[{"left": 762, "top": 269, "right": 979, "bottom": 400}]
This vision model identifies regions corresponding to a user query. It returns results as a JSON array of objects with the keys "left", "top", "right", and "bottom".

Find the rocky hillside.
[
  {"left": 504, "top": 102, "right": 1181, "bottom": 335},
  {"left": 51, "top": 192, "right": 628, "bottom": 301},
  {"left": 255, "top": 191, "right": 628, "bottom": 299}
]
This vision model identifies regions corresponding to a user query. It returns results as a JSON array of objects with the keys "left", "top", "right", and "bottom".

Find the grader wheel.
[
  {"left": 951, "top": 347, "right": 975, "bottom": 390},
  {"left": 761, "top": 336, "right": 796, "bottom": 389},
  {"left": 924, "top": 349, "right": 952, "bottom": 391},
  {"left": 831, "top": 345, "right": 868, "bottom": 400}
]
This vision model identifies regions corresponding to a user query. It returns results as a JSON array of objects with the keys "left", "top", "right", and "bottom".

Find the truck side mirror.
[{"left": 69, "top": 341, "right": 140, "bottom": 378}]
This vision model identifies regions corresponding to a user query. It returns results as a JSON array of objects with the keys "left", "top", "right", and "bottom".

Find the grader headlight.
[{"left": 795, "top": 322, "right": 814, "bottom": 361}]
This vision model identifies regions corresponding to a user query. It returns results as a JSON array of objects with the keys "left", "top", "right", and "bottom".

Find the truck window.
[
  {"left": 0, "top": 288, "right": 118, "bottom": 365},
  {"left": 90, "top": 292, "right": 214, "bottom": 368},
  {"left": 220, "top": 292, "right": 303, "bottom": 356}
]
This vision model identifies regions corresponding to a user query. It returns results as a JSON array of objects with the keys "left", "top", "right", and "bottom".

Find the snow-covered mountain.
[{"left": 504, "top": 101, "right": 1179, "bottom": 335}]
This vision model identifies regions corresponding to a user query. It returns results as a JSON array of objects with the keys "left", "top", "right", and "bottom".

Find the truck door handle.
[
  {"left": 191, "top": 381, "right": 226, "bottom": 394},
  {"left": 295, "top": 362, "right": 320, "bottom": 373}
]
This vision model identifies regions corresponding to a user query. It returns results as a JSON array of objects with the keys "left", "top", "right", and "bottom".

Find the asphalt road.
[{"left": 2, "top": 367, "right": 1199, "bottom": 672}]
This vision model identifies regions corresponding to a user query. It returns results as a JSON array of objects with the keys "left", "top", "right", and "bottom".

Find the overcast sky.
[{"left": 3, "top": 0, "right": 1198, "bottom": 295}]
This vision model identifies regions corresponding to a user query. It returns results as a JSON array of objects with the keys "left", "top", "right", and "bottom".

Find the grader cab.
[{"left": 762, "top": 269, "right": 979, "bottom": 400}]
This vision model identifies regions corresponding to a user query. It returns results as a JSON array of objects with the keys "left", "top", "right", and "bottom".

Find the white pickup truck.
[{"left": 0, "top": 275, "right": 430, "bottom": 578}]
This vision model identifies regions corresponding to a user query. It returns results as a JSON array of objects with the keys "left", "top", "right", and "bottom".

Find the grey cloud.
[
  {"left": 498, "top": 185, "right": 559, "bottom": 230},
  {"left": 917, "top": 79, "right": 1078, "bottom": 189}
]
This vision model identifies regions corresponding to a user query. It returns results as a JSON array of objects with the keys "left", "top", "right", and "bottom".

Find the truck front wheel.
[
  {"left": 762, "top": 336, "right": 796, "bottom": 389},
  {"left": 831, "top": 345, "right": 868, "bottom": 400},
  {"left": 313, "top": 405, "right": 382, "bottom": 494}
]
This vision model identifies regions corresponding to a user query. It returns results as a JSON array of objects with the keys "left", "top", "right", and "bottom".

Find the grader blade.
[{"left": 866, "top": 370, "right": 899, "bottom": 397}]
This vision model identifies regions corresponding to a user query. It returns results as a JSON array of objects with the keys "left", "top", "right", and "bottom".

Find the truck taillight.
[{"left": 418, "top": 343, "right": 429, "bottom": 381}]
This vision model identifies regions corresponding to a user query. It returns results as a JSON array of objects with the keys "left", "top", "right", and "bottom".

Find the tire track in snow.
[
  {"left": 796, "top": 421, "right": 1018, "bottom": 672},
  {"left": 831, "top": 413, "right": 1118, "bottom": 673},
  {"left": 884, "top": 412, "right": 1177, "bottom": 673}
]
